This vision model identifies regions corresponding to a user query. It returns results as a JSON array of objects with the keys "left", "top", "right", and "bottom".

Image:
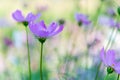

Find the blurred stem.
[
  {"left": 94, "top": 28, "right": 116, "bottom": 80},
  {"left": 117, "top": 74, "right": 119, "bottom": 80},
  {"left": 93, "top": 1, "right": 104, "bottom": 29},
  {"left": 25, "top": 27, "right": 32, "bottom": 80},
  {"left": 104, "top": 74, "right": 109, "bottom": 80},
  {"left": 40, "top": 43, "right": 44, "bottom": 80}
]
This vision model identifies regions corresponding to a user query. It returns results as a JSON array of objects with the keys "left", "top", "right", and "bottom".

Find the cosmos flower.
[
  {"left": 12, "top": 10, "right": 40, "bottom": 26},
  {"left": 75, "top": 13, "right": 91, "bottom": 26},
  {"left": 29, "top": 20, "right": 63, "bottom": 42},
  {"left": 100, "top": 48, "right": 120, "bottom": 74}
]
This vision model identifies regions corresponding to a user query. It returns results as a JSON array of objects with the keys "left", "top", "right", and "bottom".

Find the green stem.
[
  {"left": 40, "top": 43, "right": 44, "bottom": 80},
  {"left": 94, "top": 28, "right": 116, "bottom": 80},
  {"left": 117, "top": 74, "right": 119, "bottom": 80},
  {"left": 104, "top": 74, "right": 109, "bottom": 80},
  {"left": 25, "top": 28, "right": 32, "bottom": 80}
]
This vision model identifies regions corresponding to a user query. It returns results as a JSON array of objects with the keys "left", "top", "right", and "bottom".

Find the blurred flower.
[
  {"left": 75, "top": 13, "right": 91, "bottom": 26},
  {"left": 116, "top": 22, "right": 120, "bottom": 29},
  {"left": 29, "top": 20, "right": 64, "bottom": 43},
  {"left": 107, "top": 8, "right": 116, "bottom": 16},
  {"left": 98, "top": 15, "right": 115, "bottom": 27},
  {"left": 12, "top": 10, "right": 40, "bottom": 26},
  {"left": 100, "top": 48, "right": 120, "bottom": 74},
  {"left": 3, "top": 37, "right": 13, "bottom": 47}
]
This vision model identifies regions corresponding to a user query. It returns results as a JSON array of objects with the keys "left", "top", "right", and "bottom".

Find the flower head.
[
  {"left": 100, "top": 48, "right": 120, "bottom": 74},
  {"left": 12, "top": 10, "right": 40, "bottom": 26},
  {"left": 75, "top": 13, "right": 91, "bottom": 26},
  {"left": 29, "top": 20, "right": 63, "bottom": 43}
]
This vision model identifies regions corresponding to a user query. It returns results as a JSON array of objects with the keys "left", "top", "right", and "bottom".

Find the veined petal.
[
  {"left": 106, "top": 50, "right": 115, "bottom": 66},
  {"left": 114, "top": 62, "right": 120, "bottom": 74},
  {"left": 48, "top": 25, "right": 64, "bottom": 37},
  {"left": 100, "top": 48, "right": 107, "bottom": 66},
  {"left": 12, "top": 10, "right": 24, "bottom": 22}
]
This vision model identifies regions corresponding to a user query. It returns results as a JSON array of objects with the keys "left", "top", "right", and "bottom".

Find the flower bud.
[{"left": 107, "top": 66, "right": 114, "bottom": 74}]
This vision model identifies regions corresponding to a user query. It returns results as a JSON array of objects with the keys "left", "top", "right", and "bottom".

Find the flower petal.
[
  {"left": 48, "top": 25, "right": 64, "bottom": 37},
  {"left": 29, "top": 21, "right": 48, "bottom": 38},
  {"left": 47, "top": 22, "right": 57, "bottom": 33},
  {"left": 114, "top": 62, "right": 120, "bottom": 74},
  {"left": 100, "top": 48, "right": 107, "bottom": 66},
  {"left": 26, "top": 12, "right": 41, "bottom": 23},
  {"left": 106, "top": 49, "right": 115, "bottom": 66},
  {"left": 12, "top": 10, "right": 24, "bottom": 22}
]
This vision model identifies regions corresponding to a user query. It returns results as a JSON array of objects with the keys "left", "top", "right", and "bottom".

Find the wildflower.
[
  {"left": 98, "top": 15, "right": 115, "bottom": 27},
  {"left": 100, "top": 48, "right": 120, "bottom": 74},
  {"left": 75, "top": 13, "right": 91, "bottom": 26},
  {"left": 106, "top": 8, "right": 116, "bottom": 16},
  {"left": 29, "top": 20, "right": 64, "bottom": 43},
  {"left": 12, "top": 10, "right": 40, "bottom": 26}
]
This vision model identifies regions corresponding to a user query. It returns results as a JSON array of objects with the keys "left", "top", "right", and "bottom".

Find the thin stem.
[
  {"left": 117, "top": 74, "right": 119, "bottom": 80},
  {"left": 40, "top": 43, "right": 44, "bottom": 80},
  {"left": 25, "top": 28, "right": 32, "bottom": 80},
  {"left": 94, "top": 28, "right": 116, "bottom": 80}
]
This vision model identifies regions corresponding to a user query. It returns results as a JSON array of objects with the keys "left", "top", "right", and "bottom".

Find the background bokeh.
[{"left": 0, "top": 0, "right": 120, "bottom": 80}]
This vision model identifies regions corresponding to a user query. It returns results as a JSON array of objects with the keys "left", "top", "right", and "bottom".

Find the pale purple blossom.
[
  {"left": 75, "top": 13, "right": 91, "bottom": 26},
  {"left": 12, "top": 10, "right": 40, "bottom": 26},
  {"left": 100, "top": 48, "right": 120, "bottom": 74},
  {"left": 29, "top": 20, "right": 64, "bottom": 38}
]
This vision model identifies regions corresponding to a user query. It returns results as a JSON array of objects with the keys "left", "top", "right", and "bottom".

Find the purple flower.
[
  {"left": 29, "top": 20, "right": 63, "bottom": 40},
  {"left": 116, "top": 22, "right": 120, "bottom": 29},
  {"left": 100, "top": 48, "right": 120, "bottom": 74},
  {"left": 12, "top": 10, "right": 40, "bottom": 26},
  {"left": 98, "top": 15, "right": 115, "bottom": 27},
  {"left": 75, "top": 13, "right": 91, "bottom": 26},
  {"left": 107, "top": 8, "right": 116, "bottom": 16}
]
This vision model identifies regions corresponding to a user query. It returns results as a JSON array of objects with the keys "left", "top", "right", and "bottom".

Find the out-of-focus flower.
[
  {"left": 100, "top": 48, "right": 120, "bottom": 74},
  {"left": 29, "top": 20, "right": 64, "bottom": 43},
  {"left": 116, "top": 22, "right": 120, "bottom": 29},
  {"left": 98, "top": 15, "right": 115, "bottom": 27},
  {"left": 75, "top": 13, "right": 91, "bottom": 26},
  {"left": 12, "top": 10, "right": 40, "bottom": 26},
  {"left": 3, "top": 37, "right": 13, "bottom": 47},
  {"left": 107, "top": 8, "right": 116, "bottom": 16}
]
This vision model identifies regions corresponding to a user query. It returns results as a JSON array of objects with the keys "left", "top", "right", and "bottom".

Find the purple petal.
[
  {"left": 48, "top": 25, "right": 64, "bottom": 37},
  {"left": 106, "top": 50, "right": 115, "bottom": 66},
  {"left": 26, "top": 12, "right": 41, "bottom": 23},
  {"left": 114, "top": 62, "right": 120, "bottom": 74},
  {"left": 38, "top": 20, "right": 47, "bottom": 29},
  {"left": 100, "top": 48, "right": 107, "bottom": 66},
  {"left": 12, "top": 10, "right": 24, "bottom": 22},
  {"left": 29, "top": 21, "right": 48, "bottom": 38},
  {"left": 48, "top": 22, "right": 57, "bottom": 33}
]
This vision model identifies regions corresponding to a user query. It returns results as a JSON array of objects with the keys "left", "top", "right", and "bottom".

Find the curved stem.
[
  {"left": 40, "top": 43, "right": 44, "bottom": 80},
  {"left": 25, "top": 28, "right": 32, "bottom": 80},
  {"left": 117, "top": 74, "right": 119, "bottom": 80}
]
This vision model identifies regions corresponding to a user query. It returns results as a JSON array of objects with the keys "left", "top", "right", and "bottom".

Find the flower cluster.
[
  {"left": 12, "top": 10, "right": 64, "bottom": 42},
  {"left": 100, "top": 48, "right": 120, "bottom": 74}
]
